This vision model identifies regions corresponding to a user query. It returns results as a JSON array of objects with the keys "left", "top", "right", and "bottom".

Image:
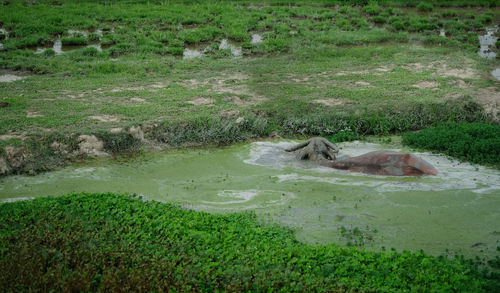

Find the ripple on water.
[{"left": 196, "top": 189, "right": 296, "bottom": 210}]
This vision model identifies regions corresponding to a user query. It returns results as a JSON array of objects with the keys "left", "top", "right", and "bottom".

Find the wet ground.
[{"left": 1, "top": 140, "right": 499, "bottom": 259}]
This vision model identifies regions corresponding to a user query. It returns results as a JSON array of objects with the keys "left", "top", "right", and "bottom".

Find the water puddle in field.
[
  {"left": 1, "top": 140, "right": 500, "bottom": 259},
  {"left": 492, "top": 68, "right": 500, "bottom": 81},
  {"left": 478, "top": 26, "right": 498, "bottom": 60},
  {"left": 251, "top": 33, "right": 263, "bottom": 44},
  {"left": 34, "top": 29, "right": 104, "bottom": 55},
  {"left": 219, "top": 39, "right": 242, "bottom": 57},
  {"left": 183, "top": 47, "right": 203, "bottom": 59},
  {"left": 0, "top": 74, "right": 25, "bottom": 82}
]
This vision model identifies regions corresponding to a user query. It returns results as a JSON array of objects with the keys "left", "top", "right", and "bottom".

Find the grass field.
[{"left": 0, "top": 0, "right": 499, "bottom": 175}]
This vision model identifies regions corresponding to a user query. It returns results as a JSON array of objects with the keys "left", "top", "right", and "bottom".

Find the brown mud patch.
[
  {"left": 412, "top": 81, "right": 439, "bottom": 89},
  {"left": 89, "top": 115, "right": 121, "bottom": 122},
  {"left": 355, "top": 81, "right": 371, "bottom": 86},
  {"left": 187, "top": 98, "right": 215, "bottom": 105},
  {"left": 404, "top": 61, "right": 478, "bottom": 79},
  {"left": 474, "top": 87, "right": 500, "bottom": 120},
  {"left": 313, "top": 99, "right": 345, "bottom": 106},
  {"left": 26, "top": 111, "right": 44, "bottom": 118},
  {"left": 181, "top": 72, "right": 266, "bottom": 107},
  {"left": 219, "top": 109, "right": 241, "bottom": 119}
]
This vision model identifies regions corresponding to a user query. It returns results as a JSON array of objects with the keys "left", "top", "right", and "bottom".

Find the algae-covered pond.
[{"left": 1, "top": 141, "right": 499, "bottom": 259}]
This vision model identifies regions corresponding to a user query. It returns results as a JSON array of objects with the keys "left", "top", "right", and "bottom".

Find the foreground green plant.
[
  {"left": 0, "top": 193, "right": 498, "bottom": 292},
  {"left": 402, "top": 122, "right": 500, "bottom": 166}
]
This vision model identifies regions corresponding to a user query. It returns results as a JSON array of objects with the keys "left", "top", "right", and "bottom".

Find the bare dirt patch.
[
  {"left": 449, "top": 79, "right": 469, "bottom": 89},
  {"left": 181, "top": 72, "right": 266, "bottom": 107},
  {"left": 89, "top": 115, "right": 121, "bottom": 122},
  {"left": 313, "top": 99, "right": 345, "bottom": 106},
  {"left": 187, "top": 98, "right": 215, "bottom": 105},
  {"left": 0, "top": 134, "right": 27, "bottom": 141},
  {"left": 26, "top": 111, "right": 44, "bottom": 118},
  {"left": 473, "top": 87, "right": 500, "bottom": 120},
  {"left": 109, "top": 82, "right": 167, "bottom": 93},
  {"left": 219, "top": 109, "right": 241, "bottom": 119},
  {"left": 412, "top": 81, "right": 440, "bottom": 89},
  {"left": 355, "top": 81, "right": 371, "bottom": 86},
  {"left": 435, "top": 64, "right": 477, "bottom": 79},
  {"left": 131, "top": 97, "right": 146, "bottom": 103}
]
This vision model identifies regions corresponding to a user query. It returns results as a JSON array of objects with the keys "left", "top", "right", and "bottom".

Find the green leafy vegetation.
[
  {"left": 0, "top": 193, "right": 498, "bottom": 292},
  {"left": 417, "top": 2, "right": 435, "bottom": 12},
  {"left": 403, "top": 122, "right": 500, "bottom": 166}
]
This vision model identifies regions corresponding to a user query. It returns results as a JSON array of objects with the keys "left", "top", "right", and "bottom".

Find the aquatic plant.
[
  {"left": 402, "top": 122, "right": 500, "bottom": 166},
  {"left": 0, "top": 193, "right": 498, "bottom": 292}
]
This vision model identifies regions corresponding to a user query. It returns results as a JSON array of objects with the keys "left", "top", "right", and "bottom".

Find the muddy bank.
[{"left": 0, "top": 97, "right": 493, "bottom": 177}]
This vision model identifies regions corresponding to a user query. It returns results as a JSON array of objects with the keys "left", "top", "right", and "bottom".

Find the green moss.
[{"left": 0, "top": 193, "right": 497, "bottom": 292}]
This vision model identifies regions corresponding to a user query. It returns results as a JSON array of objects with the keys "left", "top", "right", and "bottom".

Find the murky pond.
[{"left": 1, "top": 141, "right": 500, "bottom": 259}]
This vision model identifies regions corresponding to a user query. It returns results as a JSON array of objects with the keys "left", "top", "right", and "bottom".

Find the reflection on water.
[
  {"left": 219, "top": 39, "right": 242, "bottom": 57},
  {"left": 183, "top": 47, "right": 203, "bottom": 59},
  {"left": 491, "top": 68, "right": 500, "bottom": 81},
  {"left": 251, "top": 34, "right": 263, "bottom": 44},
  {"left": 1, "top": 141, "right": 500, "bottom": 259}
]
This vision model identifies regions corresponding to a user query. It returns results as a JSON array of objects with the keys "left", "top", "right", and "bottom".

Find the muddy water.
[{"left": 1, "top": 141, "right": 499, "bottom": 259}]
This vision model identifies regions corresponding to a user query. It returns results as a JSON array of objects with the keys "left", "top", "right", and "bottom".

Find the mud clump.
[
  {"left": 128, "top": 126, "right": 144, "bottom": 141},
  {"left": 50, "top": 141, "right": 71, "bottom": 156},
  {"left": 0, "top": 157, "right": 10, "bottom": 175},
  {"left": 0, "top": 102, "right": 8, "bottom": 108},
  {"left": 77, "top": 135, "right": 109, "bottom": 157},
  {"left": 5, "top": 146, "right": 31, "bottom": 169}
]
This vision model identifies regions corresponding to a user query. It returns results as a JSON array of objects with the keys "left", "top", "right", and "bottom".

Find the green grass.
[
  {"left": 402, "top": 122, "right": 500, "bottom": 166},
  {"left": 0, "top": 1, "right": 499, "bottom": 175},
  {"left": 1, "top": 193, "right": 498, "bottom": 292}
]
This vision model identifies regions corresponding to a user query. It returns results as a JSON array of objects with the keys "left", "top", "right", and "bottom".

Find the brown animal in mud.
[
  {"left": 286, "top": 138, "right": 437, "bottom": 176},
  {"left": 322, "top": 150, "right": 438, "bottom": 176}
]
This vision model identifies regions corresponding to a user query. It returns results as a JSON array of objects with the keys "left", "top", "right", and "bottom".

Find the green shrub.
[
  {"left": 372, "top": 15, "right": 388, "bottom": 24},
  {"left": 479, "top": 14, "right": 493, "bottom": 23},
  {"left": 417, "top": 2, "right": 434, "bottom": 12},
  {"left": 391, "top": 20, "right": 406, "bottom": 31},
  {"left": 441, "top": 10, "right": 458, "bottom": 17},
  {"left": 61, "top": 36, "right": 87, "bottom": 46},
  {"left": 328, "top": 130, "right": 364, "bottom": 143},
  {"left": 403, "top": 122, "right": 500, "bottom": 166},
  {"left": 363, "top": 3, "right": 382, "bottom": 16},
  {"left": 87, "top": 33, "right": 101, "bottom": 42},
  {"left": 0, "top": 193, "right": 497, "bottom": 292},
  {"left": 167, "top": 46, "right": 184, "bottom": 56}
]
